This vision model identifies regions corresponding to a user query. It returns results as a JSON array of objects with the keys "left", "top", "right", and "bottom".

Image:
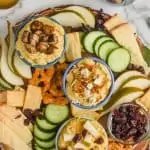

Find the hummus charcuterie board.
[{"left": 0, "top": 4, "right": 150, "bottom": 150}]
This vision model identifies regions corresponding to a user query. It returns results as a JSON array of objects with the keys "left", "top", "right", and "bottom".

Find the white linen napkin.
[{"left": 124, "top": 0, "right": 150, "bottom": 45}]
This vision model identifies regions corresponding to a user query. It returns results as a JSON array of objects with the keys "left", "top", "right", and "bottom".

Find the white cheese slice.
[
  {"left": 63, "top": 133, "right": 75, "bottom": 142},
  {"left": 84, "top": 133, "right": 94, "bottom": 144},
  {"left": 74, "top": 143, "right": 87, "bottom": 149},
  {"left": 83, "top": 121, "right": 99, "bottom": 138}
]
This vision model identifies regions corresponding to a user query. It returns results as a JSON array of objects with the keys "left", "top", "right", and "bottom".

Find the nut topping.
[{"left": 21, "top": 20, "right": 59, "bottom": 55}]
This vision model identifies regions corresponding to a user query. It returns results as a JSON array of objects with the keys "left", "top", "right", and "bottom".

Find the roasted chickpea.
[
  {"left": 30, "top": 21, "right": 43, "bottom": 31},
  {"left": 43, "top": 25, "right": 54, "bottom": 35}
]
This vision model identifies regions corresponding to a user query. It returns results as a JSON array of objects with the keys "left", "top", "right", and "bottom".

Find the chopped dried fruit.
[
  {"left": 28, "top": 63, "right": 69, "bottom": 105},
  {"left": 73, "top": 134, "right": 82, "bottom": 143},
  {"left": 94, "top": 137, "right": 104, "bottom": 144}
]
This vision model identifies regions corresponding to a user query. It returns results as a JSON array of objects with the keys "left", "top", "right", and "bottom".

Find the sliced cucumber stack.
[
  {"left": 33, "top": 104, "right": 69, "bottom": 149},
  {"left": 83, "top": 31, "right": 106, "bottom": 53},
  {"left": 36, "top": 118, "right": 57, "bottom": 131},
  {"left": 98, "top": 41, "right": 119, "bottom": 61},
  {"left": 107, "top": 48, "right": 130, "bottom": 73},
  {"left": 94, "top": 36, "right": 113, "bottom": 55},
  {"left": 82, "top": 30, "right": 131, "bottom": 73},
  {"left": 34, "top": 124, "right": 56, "bottom": 141}
]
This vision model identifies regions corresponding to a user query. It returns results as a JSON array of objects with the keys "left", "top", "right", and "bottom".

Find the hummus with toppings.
[
  {"left": 58, "top": 118, "right": 108, "bottom": 150},
  {"left": 66, "top": 58, "right": 112, "bottom": 107},
  {"left": 16, "top": 17, "right": 65, "bottom": 66}
]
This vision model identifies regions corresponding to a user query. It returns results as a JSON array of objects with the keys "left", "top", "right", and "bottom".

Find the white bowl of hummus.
[
  {"left": 63, "top": 57, "right": 114, "bottom": 110},
  {"left": 15, "top": 17, "right": 66, "bottom": 68},
  {"left": 56, "top": 117, "right": 108, "bottom": 150}
]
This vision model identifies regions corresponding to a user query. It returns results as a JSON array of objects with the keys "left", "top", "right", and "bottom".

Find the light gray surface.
[{"left": 0, "top": 0, "right": 149, "bottom": 45}]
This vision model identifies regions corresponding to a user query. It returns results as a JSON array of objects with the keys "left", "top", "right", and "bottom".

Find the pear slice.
[
  {"left": 64, "top": 6, "right": 95, "bottom": 27},
  {"left": 122, "top": 78, "right": 150, "bottom": 90},
  {"left": 13, "top": 52, "right": 32, "bottom": 79},
  {"left": 114, "top": 70, "right": 144, "bottom": 93},
  {"left": 0, "top": 37, "right": 24, "bottom": 86},
  {"left": 99, "top": 87, "right": 144, "bottom": 117},
  {"left": 50, "top": 11, "right": 86, "bottom": 28},
  {"left": 7, "top": 21, "right": 17, "bottom": 74},
  {"left": 7, "top": 22, "right": 32, "bottom": 79}
]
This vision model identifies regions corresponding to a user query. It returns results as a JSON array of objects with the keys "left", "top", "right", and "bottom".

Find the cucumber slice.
[
  {"left": 36, "top": 118, "right": 57, "bottom": 131},
  {"left": 98, "top": 41, "right": 119, "bottom": 61},
  {"left": 34, "top": 124, "right": 56, "bottom": 141},
  {"left": 94, "top": 36, "right": 113, "bottom": 56},
  {"left": 83, "top": 31, "right": 106, "bottom": 53},
  {"left": 45, "top": 104, "right": 69, "bottom": 124},
  {"left": 34, "top": 145, "right": 44, "bottom": 150},
  {"left": 35, "top": 138, "right": 55, "bottom": 149},
  {"left": 107, "top": 48, "right": 131, "bottom": 73}
]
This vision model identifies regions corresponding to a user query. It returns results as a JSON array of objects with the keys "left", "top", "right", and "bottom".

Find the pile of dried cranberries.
[{"left": 110, "top": 103, "right": 149, "bottom": 143}]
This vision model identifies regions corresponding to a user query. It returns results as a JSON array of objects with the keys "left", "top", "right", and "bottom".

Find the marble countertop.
[{"left": 0, "top": 0, "right": 150, "bottom": 44}]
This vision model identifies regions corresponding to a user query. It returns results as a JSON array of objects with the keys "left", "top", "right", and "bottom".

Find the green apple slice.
[
  {"left": 114, "top": 71, "right": 145, "bottom": 93},
  {"left": 122, "top": 77, "right": 150, "bottom": 90},
  {"left": 0, "top": 37, "right": 24, "bottom": 86},
  {"left": 99, "top": 87, "right": 144, "bottom": 117},
  {"left": 50, "top": 11, "right": 86, "bottom": 28},
  {"left": 64, "top": 6, "right": 95, "bottom": 28},
  {"left": 7, "top": 21, "right": 17, "bottom": 74},
  {"left": 13, "top": 53, "right": 32, "bottom": 79}
]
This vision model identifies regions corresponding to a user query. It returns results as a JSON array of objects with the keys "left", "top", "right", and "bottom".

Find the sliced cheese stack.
[{"left": 0, "top": 105, "right": 32, "bottom": 150}]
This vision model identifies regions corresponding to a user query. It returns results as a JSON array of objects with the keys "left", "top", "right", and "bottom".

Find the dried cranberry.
[
  {"left": 24, "top": 119, "right": 30, "bottom": 126},
  {"left": 38, "top": 82, "right": 45, "bottom": 87},
  {"left": 82, "top": 129, "right": 87, "bottom": 137},
  {"left": 23, "top": 109, "right": 33, "bottom": 118},
  {"left": 94, "top": 137, "right": 104, "bottom": 144},
  {"left": 73, "top": 134, "right": 82, "bottom": 143},
  {"left": 111, "top": 103, "right": 148, "bottom": 142},
  {"left": 130, "top": 120, "right": 137, "bottom": 127}
]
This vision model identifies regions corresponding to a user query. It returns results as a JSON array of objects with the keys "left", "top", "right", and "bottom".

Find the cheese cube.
[
  {"left": 63, "top": 133, "right": 75, "bottom": 142},
  {"left": 7, "top": 88, "right": 25, "bottom": 107},
  {"left": 74, "top": 143, "right": 87, "bottom": 149},
  {"left": 83, "top": 121, "right": 99, "bottom": 138},
  {"left": 23, "top": 85, "right": 42, "bottom": 110}
]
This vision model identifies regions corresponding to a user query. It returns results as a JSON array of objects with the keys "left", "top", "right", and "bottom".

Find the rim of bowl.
[
  {"left": 15, "top": 16, "right": 66, "bottom": 68},
  {"left": 107, "top": 103, "right": 150, "bottom": 145},
  {"left": 55, "top": 117, "right": 108, "bottom": 150},
  {"left": 62, "top": 57, "right": 115, "bottom": 110}
]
